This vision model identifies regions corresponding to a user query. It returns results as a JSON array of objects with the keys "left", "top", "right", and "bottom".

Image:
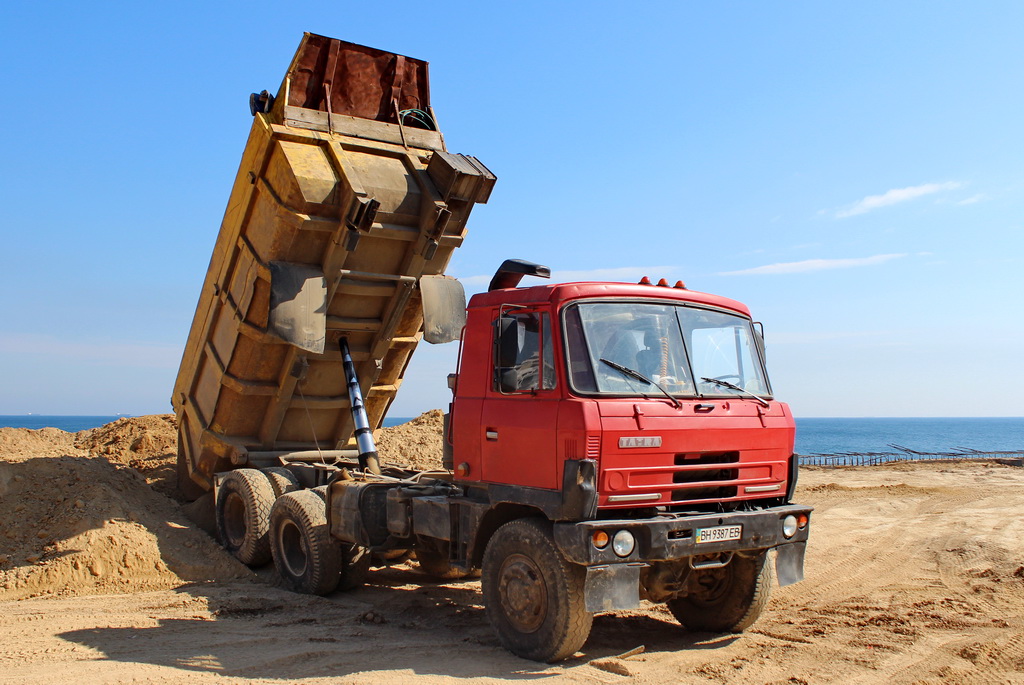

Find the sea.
[{"left": 2, "top": 415, "right": 1021, "bottom": 457}]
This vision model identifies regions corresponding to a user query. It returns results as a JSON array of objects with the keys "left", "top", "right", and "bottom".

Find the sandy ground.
[{"left": 1, "top": 417, "right": 1023, "bottom": 684}]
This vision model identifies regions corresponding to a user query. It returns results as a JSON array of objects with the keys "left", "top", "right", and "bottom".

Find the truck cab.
[{"left": 451, "top": 276, "right": 798, "bottom": 513}]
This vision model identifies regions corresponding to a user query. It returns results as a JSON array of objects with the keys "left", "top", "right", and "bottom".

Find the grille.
[{"left": 671, "top": 451, "right": 739, "bottom": 501}]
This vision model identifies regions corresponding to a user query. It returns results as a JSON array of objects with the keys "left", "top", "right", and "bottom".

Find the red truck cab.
[{"left": 450, "top": 276, "right": 798, "bottom": 513}]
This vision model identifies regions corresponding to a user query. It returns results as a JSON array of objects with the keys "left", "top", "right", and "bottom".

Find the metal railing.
[{"left": 798, "top": 444, "right": 1024, "bottom": 467}]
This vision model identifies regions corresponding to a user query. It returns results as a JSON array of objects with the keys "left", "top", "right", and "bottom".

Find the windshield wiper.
[
  {"left": 700, "top": 377, "right": 770, "bottom": 408},
  {"left": 600, "top": 358, "right": 682, "bottom": 409}
]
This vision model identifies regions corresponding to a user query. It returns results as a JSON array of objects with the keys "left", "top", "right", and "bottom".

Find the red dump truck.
[{"left": 173, "top": 33, "right": 811, "bottom": 662}]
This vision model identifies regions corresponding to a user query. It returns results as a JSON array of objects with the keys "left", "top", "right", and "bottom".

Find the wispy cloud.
[
  {"left": 719, "top": 253, "right": 906, "bottom": 276},
  {"left": 457, "top": 266, "right": 680, "bottom": 288},
  {"left": 956, "top": 193, "right": 987, "bottom": 206},
  {"left": 834, "top": 182, "right": 962, "bottom": 218}
]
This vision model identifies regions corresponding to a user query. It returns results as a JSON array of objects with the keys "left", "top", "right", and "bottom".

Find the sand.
[{"left": 1, "top": 415, "right": 1022, "bottom": 683}]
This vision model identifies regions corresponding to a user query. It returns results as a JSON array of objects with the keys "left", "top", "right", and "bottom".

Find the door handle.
[{"left": 485, "top": 429, "right": 499, "bottom": 441}]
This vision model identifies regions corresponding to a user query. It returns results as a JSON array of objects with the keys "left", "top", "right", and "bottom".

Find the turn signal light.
[
  {"left": 797, "top": 513, "right": 809, "bottom": 529},
  {"left": 592, "top": 530, "right": 610, "bottom": 549}
]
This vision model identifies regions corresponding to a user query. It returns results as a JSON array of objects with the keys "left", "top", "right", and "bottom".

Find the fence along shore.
[{"left": 798, "top": 444, "right": 1024, "bottom": 467}]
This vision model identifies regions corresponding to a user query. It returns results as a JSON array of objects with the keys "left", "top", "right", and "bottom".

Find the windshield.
[{"left": 563, "top": 301, "right": 770, "bottom": 399}]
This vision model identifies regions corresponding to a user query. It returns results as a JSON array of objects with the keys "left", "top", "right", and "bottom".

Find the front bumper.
[
  {"left": 552, "top": 504, "right": 812, "bottom": 611},
  {"left": 553, "top": 504, "right": 811, "bottom": 565}
]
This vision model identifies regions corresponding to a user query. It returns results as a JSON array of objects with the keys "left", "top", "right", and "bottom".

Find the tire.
[
  {"left": 176, "top": 439, "right": 208, "bottom": 502},
  {"left": 269, "top": 489, "right": 342, "bottom": 595},
  {"left": 215, "top": 468, "right": 276, "bottom": 565},
  {"left": 262, "top": 467, "right": 300, "bottom": 498},
  {"left": 481, "top": 518, "right": 592, "bottom": 662},
  {"left": 667, "top": 551, "right": 773, "bottom": 633}
]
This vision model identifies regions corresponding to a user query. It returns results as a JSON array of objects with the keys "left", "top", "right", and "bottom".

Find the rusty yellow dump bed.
[{"left": 172, "top": 34, "right": 493, "bottom": 491}]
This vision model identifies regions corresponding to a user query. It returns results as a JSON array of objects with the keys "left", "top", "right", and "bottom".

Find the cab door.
[{"left": 479, "top": 310, "right": 560, "bottom": 490}]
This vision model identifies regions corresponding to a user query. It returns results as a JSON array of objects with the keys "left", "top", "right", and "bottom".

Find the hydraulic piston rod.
[{"left": 340, "top": 337, "right": 381, "bottom": 474}]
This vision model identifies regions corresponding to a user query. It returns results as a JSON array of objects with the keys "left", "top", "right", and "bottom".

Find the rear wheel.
[
  {"left": 269, "top": 489, "right": 342, "bottom": 595},
  {"left": 667, "top": 551, "right": 772, "bottom": 633},
  {"left": 262, "top": 467, "right": 300, "bottom": 498},
  {"left": 482, "top": 518, "right": 592, "bottom": 662},
  {"left": 215, "top": 469, "right": 275, "bottom": 565}
]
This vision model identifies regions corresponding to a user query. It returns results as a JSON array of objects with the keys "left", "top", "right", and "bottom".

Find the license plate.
[{"left": 696, "top": 525, "right": 742, "bottom": 544}]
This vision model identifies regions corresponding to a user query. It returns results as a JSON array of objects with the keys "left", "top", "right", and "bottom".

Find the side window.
[{"left": 494, "top": 312, "right": 556, "bottom": 393}]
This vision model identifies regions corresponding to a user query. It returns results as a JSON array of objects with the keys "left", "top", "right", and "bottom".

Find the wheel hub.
[
  {"left": 497, "top": 553, "right": 547, "bottom": 633},
  {"left": 692, "top": 565, "right": 733, "bottom": 604},
  {"left": 223, "top": 491, "right": 247, "bottom": 547},
  {"left": 279, "top": 519, "right": 308, "bottom": 578}
]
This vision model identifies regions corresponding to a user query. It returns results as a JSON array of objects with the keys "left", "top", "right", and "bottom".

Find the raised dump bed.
[{"left": 172, "top": 33, "right": 494, "bottom": 492}]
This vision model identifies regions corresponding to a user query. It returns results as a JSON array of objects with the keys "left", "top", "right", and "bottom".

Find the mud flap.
[
  {"left": 268, "top": 261, "right": 327, "bottom": 354},
  {"left": 775, "top": 541, "right": 806, "bottom": 586},
  {"left": 584, "top": 563, "right": 645, "bottom": 612}
]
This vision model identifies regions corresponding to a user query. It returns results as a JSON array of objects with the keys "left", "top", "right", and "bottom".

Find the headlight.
[
  {"left": 612, "top": 530, "right": 635, "bottom": 557},
  {"left": 782, "top": 515, "right": 798, "bottom": 538}
]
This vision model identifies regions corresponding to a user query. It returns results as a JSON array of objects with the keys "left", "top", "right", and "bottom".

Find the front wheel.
[
  {"left": 481, "top": 518, "right": 592, "bottom": 662},
  {"left": 667, "top": 551, "right": 773, "bottom": 633}
]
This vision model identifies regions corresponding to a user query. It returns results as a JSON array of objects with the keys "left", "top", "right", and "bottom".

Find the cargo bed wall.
[{"left": 172, "top": 35, "right": 493, "bottom": 489}]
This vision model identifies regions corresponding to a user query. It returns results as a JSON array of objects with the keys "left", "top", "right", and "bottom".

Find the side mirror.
[
  {"left": 420, "top": 275, "right": 467, "bottom": 344},
  {"left": 496, "top": 316, "right": 521, "bottom": 368}
]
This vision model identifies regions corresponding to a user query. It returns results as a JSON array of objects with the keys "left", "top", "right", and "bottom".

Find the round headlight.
[
  {"left": 612, "top": 530, "right": 635, "bottom": 557},
  {"left": 782, "top": 515, "right": 798, "bottom": 538}
]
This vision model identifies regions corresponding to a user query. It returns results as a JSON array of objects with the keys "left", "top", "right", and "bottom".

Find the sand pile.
[
  {"left": 75, "top": 414, "right": 179, "bottom": 498},
  {"left": 0, "top": 423, "right": 251, "bottom": 601},
  {"left": 0, "top": 426, "right": 78, "bottom": 459},
  {"left": 376, "top": 409, "right": 446, "bottom": 471},
  {"left": 0, "top": 411, "right": 448, "bottom": 602}
]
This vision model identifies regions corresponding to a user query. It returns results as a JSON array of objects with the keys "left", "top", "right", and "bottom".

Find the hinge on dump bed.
[
  {"left": 343, "top": 197, "right": 381, "bottom": 251},
  {"left": 426, "top": 151, "right": 496, "bottom": 205}
]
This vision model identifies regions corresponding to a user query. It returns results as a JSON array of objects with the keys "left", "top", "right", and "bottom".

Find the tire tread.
[
  {"left": 269, "top": 489, "right": 342, "bottom": 596},
  {"left": 482, "top": 518, "right": 592, "bottom": 662},
  {"left": 215, "top": 468, "right": 276, "bottom": 566}
]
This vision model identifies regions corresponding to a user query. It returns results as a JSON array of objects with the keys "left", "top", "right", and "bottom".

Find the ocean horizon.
[{"left": 2, "top": 414, "right": 1021, "bottom": 457}]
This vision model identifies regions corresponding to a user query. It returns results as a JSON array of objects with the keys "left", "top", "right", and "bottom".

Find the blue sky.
[{"left": 1, "top": 1, "right": 1021, "bottom": 417}]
